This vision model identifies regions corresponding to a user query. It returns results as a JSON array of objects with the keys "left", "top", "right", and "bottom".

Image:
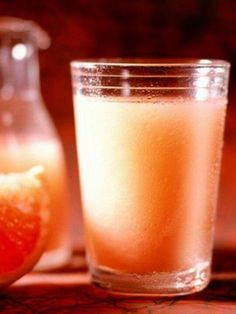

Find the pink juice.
[{"left": 74, "top": 96, "right": 226, "bottom": 273}]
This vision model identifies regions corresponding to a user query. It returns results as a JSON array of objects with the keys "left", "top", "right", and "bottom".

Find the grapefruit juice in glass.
[{"left": 71, "top": 59, "right": 230, "bottom": 296}]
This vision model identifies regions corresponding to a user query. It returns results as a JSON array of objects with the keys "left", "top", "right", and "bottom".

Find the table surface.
[
  {"left": 1, "top": 106, "right": 236, "bottom": 314},
  {"left": 0, "top": 249, "right": 235, "bottom": 314}
]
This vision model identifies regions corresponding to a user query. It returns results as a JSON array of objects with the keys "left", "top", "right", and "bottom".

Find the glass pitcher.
[{"left": 0, "top": 17, "right": 71, "bottom": 270}]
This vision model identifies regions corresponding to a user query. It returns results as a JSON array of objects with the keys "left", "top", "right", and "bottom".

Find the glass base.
[
  {"left": 91, "top": 261, "right": 210, "bottom": 296},
  {"left": 34, "top": 246, "right": 71, "bottom": 271}
]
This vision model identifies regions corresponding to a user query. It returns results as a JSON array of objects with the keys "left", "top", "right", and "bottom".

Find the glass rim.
[{"left": 71, "top": 58, "right": 230, "bottom": 68}]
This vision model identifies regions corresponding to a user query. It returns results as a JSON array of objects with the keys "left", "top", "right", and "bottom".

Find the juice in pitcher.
[{"left": 0, "top": 17, "right": 71, "bottom": 269}]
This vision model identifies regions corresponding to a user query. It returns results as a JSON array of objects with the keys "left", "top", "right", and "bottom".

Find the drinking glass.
[{"left": 71, "top": 59, "right": 230, "bottom": 296}]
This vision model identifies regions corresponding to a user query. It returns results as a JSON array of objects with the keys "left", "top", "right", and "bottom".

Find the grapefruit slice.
[{"left": 0, "top": 166, "right": 49, "bottom": 287}]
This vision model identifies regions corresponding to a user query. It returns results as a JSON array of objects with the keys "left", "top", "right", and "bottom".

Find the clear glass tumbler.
[{"left": 71, "top": 59, "right": 230, "bottom": 296}]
